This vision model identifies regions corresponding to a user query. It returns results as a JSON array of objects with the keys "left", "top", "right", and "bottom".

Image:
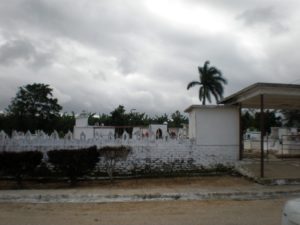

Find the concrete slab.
[{"left": 236, "top": 159, "right": 300, "bottom": 184}]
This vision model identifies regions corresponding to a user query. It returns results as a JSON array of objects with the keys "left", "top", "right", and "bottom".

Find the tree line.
[
  {"left": 0, "top": 83, "right": 188, "bottom": 136},
  {"left": 1, "top": 61, "right": 299, "bottom": 136},
  {"left": 241, "top": 109, "right": 300, "bottom": 135}
]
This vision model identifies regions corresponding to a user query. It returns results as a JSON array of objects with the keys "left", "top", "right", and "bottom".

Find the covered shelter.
[{"left": 219, "top": 82, "right": 300, "bottom": 177}]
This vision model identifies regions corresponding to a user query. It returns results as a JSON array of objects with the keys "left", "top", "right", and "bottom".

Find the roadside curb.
[{"left": 1, "top": 189, "right": 300, "bottom": 203}]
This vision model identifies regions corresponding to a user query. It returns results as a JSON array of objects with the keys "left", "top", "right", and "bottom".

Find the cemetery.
[
  {"left": 0, "top": 104, "right": 240, "bottom": 181},
  {"left": 0, "top": 82, "right": 300, "bottom": 183}
]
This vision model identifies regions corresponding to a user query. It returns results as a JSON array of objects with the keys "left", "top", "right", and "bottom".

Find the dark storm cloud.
[
  {"left": 237, "top": 6, "right": 289, "bottom": 33},
  {"left": 0, "top": 39, "right": 36, "bottom": 65},
  {"left": 0, "top": 38, "right": 54, "bottom": 70},
  {"left": 0, "top": 0, "right": 300, "bottom": 115}
]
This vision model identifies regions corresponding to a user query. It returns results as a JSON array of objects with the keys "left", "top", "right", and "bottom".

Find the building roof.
[
  {"left": 184, "top": 104, "right": 238, "bottom": 113},
  {"left": 218, "top": 82, "right": 300, "bottom": 109}
]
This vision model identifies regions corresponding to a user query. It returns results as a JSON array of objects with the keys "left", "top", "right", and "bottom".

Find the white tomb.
[{"left": 73, "top": 111, "right": 115, "bottom": 140}]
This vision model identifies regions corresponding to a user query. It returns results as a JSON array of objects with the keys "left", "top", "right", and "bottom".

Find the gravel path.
[
  {"left": 0, "top": 198, "right": 287, "bottom": 225},
  {"left": 1, "top": 176, "right": 300, "bottom": 203},
  {"left": 0, "top": 176, "right": 294, "bottom": 224}
]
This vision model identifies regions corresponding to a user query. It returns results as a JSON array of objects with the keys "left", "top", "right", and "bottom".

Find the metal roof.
[
  {"left": 218, "top": 82, "right": 300, "bottom": 109},
  {"left": 184, "top": 104, "right": 237, "bottom": 113}
]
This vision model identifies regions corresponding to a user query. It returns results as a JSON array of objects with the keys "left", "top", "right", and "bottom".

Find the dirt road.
[{"left": 0, "top": 198, "right": 286, "bottom": 225}]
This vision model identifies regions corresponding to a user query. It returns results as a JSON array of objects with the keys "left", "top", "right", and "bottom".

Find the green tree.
[
  {"left": 98, "top": 113, "right": 112, "bottom": 125},
  {"left": 151, "top": 113, "right": 169, "bottom": 124},
  {"left": 128, "top": 111, "right": 150, "bottom": 126},
  {"left": 0, "top": 151, "right": 43, "bottom": 187},
  {"left": 0, "top": 113, "right": 17, "bottom": 134},
  {"left": 254, "top": 110, "right": 282, "bottom": 134},
  {"left": 110, "top": 105, "right": 128, "bottom": 126},
  {"left": 109, "top": 105, "right": 130, "bottom": 137},
  {"left": 169, "top": 110, "right": 188, "bottom": 128},
  {"left": 55, "top": 112, "right": 75, "bottom": 133},
  {"left": 47, "top": 146, "right": 99, "bottom": 185},
  {"left": 88, "top": 113, "right": 98, "bottom": 126},
  {"left": 281, "top": 110, "right": 300, "bottom": 127},
  {"left": 187, "top": 61, "right": 227, "bottom": 105},
  {"left": 6, "top": 83, "right": 62, "bottom": 132},
  {"left": 241, "top": 110, "right": 255, "bottom": 133}
]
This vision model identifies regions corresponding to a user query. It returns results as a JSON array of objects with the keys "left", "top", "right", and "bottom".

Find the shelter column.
[
  {"left": 260, "top": 94, "right": 265, "bottom": 178},
  {"left": 239, "top": 104, "right": 243, "bottom": 160}
]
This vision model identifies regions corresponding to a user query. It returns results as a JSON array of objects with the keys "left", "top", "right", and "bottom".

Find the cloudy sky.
[{"left": 0, "top": 0, "right": 300, "bottom": 115}]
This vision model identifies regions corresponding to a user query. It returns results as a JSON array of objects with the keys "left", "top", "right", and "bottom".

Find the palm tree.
[{"left": 187, "top": 61, "right": 227, "bottom": 105}]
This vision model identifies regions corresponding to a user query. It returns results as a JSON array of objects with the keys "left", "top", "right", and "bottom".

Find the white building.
[
  {"left": 184, "top": 105, "right": 240, "bottom": 147},
  {"left": 73, "top": 111, "right": 170, "bottom": 140},
  {"left": 73, "top": 111, "right": 115, "bottom": 140},
  {"left": 149, "top": 124, "right": 168, "bottom": 139}
]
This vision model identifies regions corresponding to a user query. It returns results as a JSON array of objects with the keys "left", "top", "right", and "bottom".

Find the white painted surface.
[
  {"left": 149, "top": 124, "right": 168, "bottom": 138},
  {"left": 94, "top": 127, "right": 114, "bottom": 138},
  {"left": 244, "top": 131, "right": 261, "bottom": 140},
  {"left": 188, "top": 110, "right": 196, "bottom": 140},
  {"left": 74, "top": 127, "right": 94, "bottom": 140},
  {"left": 0, "top": 129, "right": 238, "bottom": 173},
  {"left": 187, "top": 105, "right": 239, "bottom": 146},
  {"left": 75, "top": 111, "right": 89, "bottom": 127},
  {"left": 75, "top": 118, "right": 88, "bottom": 127},
  {"left": 73, "top": 127, "right": 115, "bottom": 140}
]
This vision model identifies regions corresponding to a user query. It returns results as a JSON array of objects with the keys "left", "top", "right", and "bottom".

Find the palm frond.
[
  {"left": 187, "top": 81, "right": 201, "bottom": 90},
  {"left": 203, "top": 61, "right": 210, "bottom": 73},
  {"left": 211, "top": 88, "right": 221, "bottom": 102},
  {"left": 199, "top": 86, "right": 204, "bottom": 103},
  {"left": 188, "top": 60, "right": 227, "bottom": 104}
]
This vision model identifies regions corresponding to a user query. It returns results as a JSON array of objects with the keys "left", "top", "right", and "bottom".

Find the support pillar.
[
  {"left": 239, "top": 104, "right": 243, "bottom": 160},
  {"left": 260, "top": 94, "right": 265, "bottom": 178}
]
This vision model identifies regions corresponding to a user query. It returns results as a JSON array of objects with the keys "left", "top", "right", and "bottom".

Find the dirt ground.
[
  {"left": 0, "top": 175, "right": 254, "bottom": 190},
  {"left": 0, "top": 198, "right": 286, "bottom": 225}
]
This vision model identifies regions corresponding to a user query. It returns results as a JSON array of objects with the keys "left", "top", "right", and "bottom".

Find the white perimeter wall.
[
  {"left": 1, "top": 138, "right": 238, "bottom": 174},
  {"left": 98, "top": 143, "right": 238, "bottom": 174},
  {"left": 73, "top": 127, "right": 94, "bottom": 140},
  {"left": 1, "top": 105, "right": 240, "bottom": 174},
  {"left": 149, "top": 124, "right": 168, "bottom": 137}
]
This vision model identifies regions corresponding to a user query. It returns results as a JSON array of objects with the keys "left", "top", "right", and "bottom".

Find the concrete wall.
[
  {"left": 97, "top": 143, "right": 238, "bottom": 175},
  {"left": 75, "top": 117, "right": 88, "bottom": 127},
  {"left": 149, "top": 124, "right": 168, "bottom": 138},
  {"left": 74, "top": 127, "right": 115, "bottom": 140},
  {"left": 188, "top": 110, "right": 196, "bottom": 140},
  {"left": 0, "top": 134, "right": 238, "bottom": 174},
  {"left": 73, "top": 127, "right": 94, "bottom": 140},
  {"left": 188, "top": 106, "right": 239, "bottom": 146},
  {"left": 1, "top": 105, "right": 240, "bottom": 174},
  {"left": 94, "top": 127, "right": 115, "bottom": 138}
]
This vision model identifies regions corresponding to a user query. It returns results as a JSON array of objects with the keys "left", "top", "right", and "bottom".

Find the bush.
[
  {"left": 0, "top": 151, "right": 43, "bottom": 186},
  {"left": 47, "top": 146, "right": 99, "bottom": 184},
  {"left": 99, "top": 146, "right": 131, "bottom": 181}
]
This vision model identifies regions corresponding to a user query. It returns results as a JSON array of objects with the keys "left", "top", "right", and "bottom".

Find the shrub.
[
  {"left": 99, "top": 146, "right": 131, "bottom": 181},
  {"left": 47, "top": 146, "right": 99, "bottom": 185},
  {"left": 0, "top": 151, "right": 43, "bottom": 186}
]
